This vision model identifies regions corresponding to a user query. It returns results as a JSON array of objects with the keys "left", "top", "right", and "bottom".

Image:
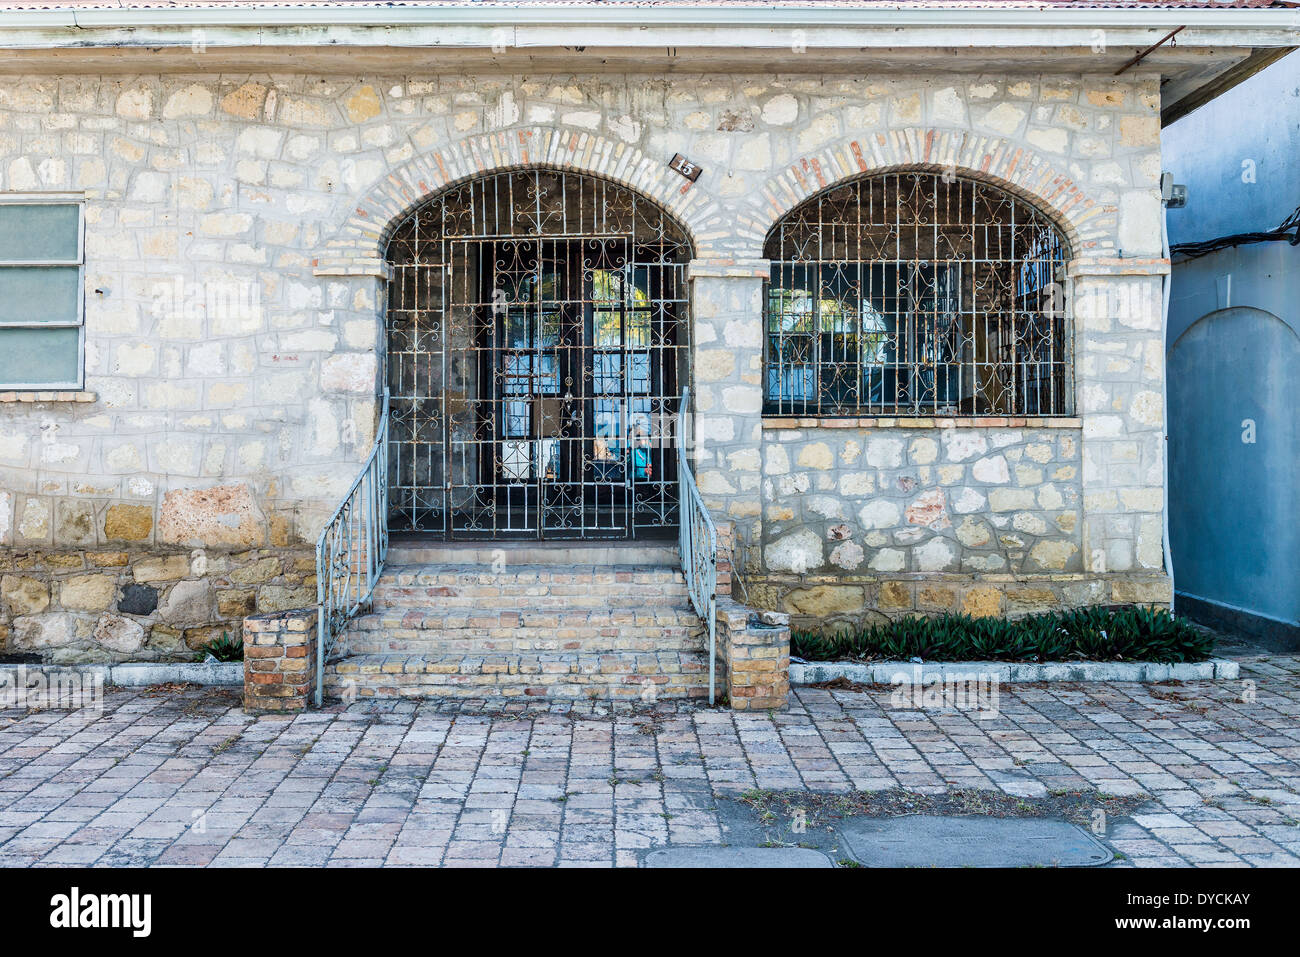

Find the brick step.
[
  {"left": 385, "top": 543, "right": 679, "bottom": 567},
  {"left": 338, "top": 608, "right": 705, "bottom": 657},
  {"left": 352, "top": 607, "right": 703, "bottom": 630},
  {"left": 340, "top": 634, "right": 704, "bottom": 656},
  {"left": 323, "top": 651, "right": 710, "bottom": 701},
  {"left": 378, "top": 563, "right": 688, "bottom": 586},
  {"left": 371, "top": 588, "right": 692, "bottom": 609},
  {"left": 371, "top": 563, "right": 692, "bottom": 609}
]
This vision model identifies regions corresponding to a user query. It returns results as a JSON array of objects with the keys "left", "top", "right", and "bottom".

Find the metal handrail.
[
  {"left": 315, "top": 389, "right": 390, "bottom": 706},
  {"left": 677, "top": 389, "right": 718, "bottom": 705}
]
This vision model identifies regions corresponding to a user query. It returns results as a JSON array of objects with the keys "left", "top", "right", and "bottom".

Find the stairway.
[{"left": 322, "top": 542, "right": 711, "bottom": 701}]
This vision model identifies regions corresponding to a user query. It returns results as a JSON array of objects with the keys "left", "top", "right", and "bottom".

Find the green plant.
[
  {"left": 790, "top": 606, "right": 1211, "bottom": 664},
  {"left": 203, "top": 631, "right": 244, "bottom": 663}
]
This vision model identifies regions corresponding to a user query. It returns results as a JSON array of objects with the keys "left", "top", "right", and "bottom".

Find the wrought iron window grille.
[{"left": 763, "top": 171, "right": 1072, "bottom": 418}]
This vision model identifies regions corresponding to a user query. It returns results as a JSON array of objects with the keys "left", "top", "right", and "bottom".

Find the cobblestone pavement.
[{"left": 0, "top": 655, "right": 1297, "bottom": 868}]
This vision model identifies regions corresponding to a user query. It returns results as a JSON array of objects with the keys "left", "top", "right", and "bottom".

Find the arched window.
[{"left": 764, "top": 171, "right": 1071, "bottom": 416}]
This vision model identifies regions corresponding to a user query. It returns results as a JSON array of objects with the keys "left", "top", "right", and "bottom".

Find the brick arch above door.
[{"left": 314, "top": 126, "right": 728, "bottom": 277}]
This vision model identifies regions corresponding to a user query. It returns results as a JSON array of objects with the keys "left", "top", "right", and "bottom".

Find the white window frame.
[{"left": 0, "top": 192, "right": 85, "bottom": 390}]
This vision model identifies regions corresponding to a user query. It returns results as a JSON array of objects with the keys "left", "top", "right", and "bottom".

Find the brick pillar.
[
  {"left": 715, "top": 597, "right": 790, "bottom": 710},
  {"left": 242, "top": 608, "right": 318, "bottom": 711}
]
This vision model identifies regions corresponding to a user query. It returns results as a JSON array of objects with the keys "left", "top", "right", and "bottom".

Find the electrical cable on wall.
[{"left": 1170, "top": 203, "right": 1300, "bottom": 262}]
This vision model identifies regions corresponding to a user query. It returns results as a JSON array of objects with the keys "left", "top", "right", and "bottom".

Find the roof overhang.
[{"left": 1, "top": 5, "right": 1297, "bottom": 124}]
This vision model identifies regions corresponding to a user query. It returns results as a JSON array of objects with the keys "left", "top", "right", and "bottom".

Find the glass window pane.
[
  {"left": 593, "top": 353, "right": 621, "bottom": 394},
  {"left": 594, "top": 308, "right": 620, "bottom": 347},
  {"left": 0, "top": 266, "right": 81, "bottom": 324},
  {"left": 0, "top": 326, "right": 80, "bottom": 386},
  {"left": 0, "top": 204, "right": 80, "bottom": 262}
]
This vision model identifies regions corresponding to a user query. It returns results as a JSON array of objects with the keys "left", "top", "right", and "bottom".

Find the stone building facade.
[{"left": 0, "top": 61, "right": 1177, "bottom": 661}]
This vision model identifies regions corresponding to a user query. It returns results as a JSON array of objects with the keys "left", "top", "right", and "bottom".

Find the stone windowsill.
[
  {"left": 0, "top": 391, "right": 96, "bottom": 404},
  {"left": 763, "top": 416, "right": 1082, "bottom": 430}
]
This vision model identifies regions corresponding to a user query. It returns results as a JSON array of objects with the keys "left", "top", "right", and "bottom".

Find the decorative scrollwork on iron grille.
[
  {"left": 385, "top": 168, "right": 693, "bottom": 539},
  {"left": 764, "top": 170, "right": 1071, "bottom": 417}
]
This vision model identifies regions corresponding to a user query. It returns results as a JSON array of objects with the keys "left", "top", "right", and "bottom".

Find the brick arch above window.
[
  {"left": 740, "top": 129, "right": 1113, "bottom": 260},
  {"left": 314, "top": 126, "right": 726, "bottom": 277}
]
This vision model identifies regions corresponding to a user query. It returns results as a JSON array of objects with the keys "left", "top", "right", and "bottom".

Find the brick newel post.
[
  {"left": 715, "top": 599, "right": 791, "bottom": 710},
  {"left": 242, "top": 608, "right": 319, "bottom": 712}
]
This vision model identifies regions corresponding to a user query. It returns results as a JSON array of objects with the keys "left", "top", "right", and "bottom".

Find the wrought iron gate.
[{"left": 385, "top": 168, "right": 692, "bottom": 539}]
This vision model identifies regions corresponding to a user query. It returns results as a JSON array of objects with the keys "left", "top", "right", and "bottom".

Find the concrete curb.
[
  {"left": 791, "top": 657, "right": 1241, "bottom": 685},
  {"left": 0, "top": 662, "right": 243, "bottom": 687}
]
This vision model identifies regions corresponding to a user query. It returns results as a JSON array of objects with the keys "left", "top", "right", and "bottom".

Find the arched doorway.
[
  {"left": 1168, "top": 306, "right": 1300, "bottom": 638},
  {"left": 384, "top": 168, "right": 694, "bottom": 540}
]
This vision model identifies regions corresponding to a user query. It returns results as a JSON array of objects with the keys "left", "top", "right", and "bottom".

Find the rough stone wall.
[
  {"left": 0, "top": 546, "right": 314, "bottom": 661},
  {"left": 762, "top": 423, "right": 1084, "bottom": 578},
  {"left": 0, "top": 70, "right": 1168, "bottom": 651},
  {"left": 750, "top": 418, "right": 1170, "bottom": 631}
]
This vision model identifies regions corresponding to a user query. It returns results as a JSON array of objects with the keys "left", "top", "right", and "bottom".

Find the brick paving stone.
[{"left": 0, "top": 654, "right": 1297, "bottom": 867}]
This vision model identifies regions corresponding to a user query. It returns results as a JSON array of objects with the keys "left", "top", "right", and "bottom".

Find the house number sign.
[{"left": 668, "top": 154, "right": 702, "bottom": 182}]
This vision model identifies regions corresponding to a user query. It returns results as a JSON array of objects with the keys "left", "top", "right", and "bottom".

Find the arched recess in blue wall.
[{"left": 1168, "top": 306, "right": 1300, "bottom": 644}]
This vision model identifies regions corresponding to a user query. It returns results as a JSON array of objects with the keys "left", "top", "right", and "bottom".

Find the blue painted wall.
[
  {"left": 1164, "top": 52, "right": 1300, "bottom": 641},
  {"left": 1167, "top": 307, "right": 1300, "bottom": 631},
  {"left": 1164, "top": 50, "right": 1300, "bottom": 245}
]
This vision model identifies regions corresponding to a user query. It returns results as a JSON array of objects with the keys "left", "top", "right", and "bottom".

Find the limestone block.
[
  {"left": 221, "top": 83, "right": 267, "bottom": 120},
  {"left": 12, "top": 613, "right": 84, "bottom": 650},
  {"left": 133, "top": 554, "right": 190, "bottom": 583},
  {"left": 909, "top": 437, "right": 938, "bottom": 465},
  {"left": 158, "top": 484, "right": 266, "bottom": 547},
  {"left": 865, "top": 437, "right": 904, "bottom": 468},
  {"left": 951, "top": 487, "right": 987, "bottom": 514},
  {"left": 761, "top": 94, "right": 798, "bottom": 125},
  {"left": 764, "top": 528, "right": 823, "bottom": 574},
  {"left": 60, "top": 574, "right": 117, "bottom": 612},
  {"left": 55, "top": 501, "right": 97, "bottom": 547},
  {"left": 321, "top": 352, "right": 378, "bottom": 394},
  {"left": 971, "top": 455, "right": 1010, "bottom": 484},
  {"left": 1027, "top": 539, "right": 1079, "bottom": 571},
  {"left": 781, "top": 585, "right": 865, "bottom": 617},
  {"left": 942, "top": 430, "right": 988, "bottom": 462},
  {"left": 797, "top": 443, "right": 833, "bottom": 470},
  {"left": 868, "top": 548, "right": 905, "bottom": 572},
  {"left": 839, "top": 473, "right": 873, "bottom": 497},
  {"left": 93, "top": 613, "right": 146, "bottom": 653},
  {"left": 858, "top": 499, "right": 901, "bottom": 530},
  {"left": 1111, "top": 577, "right": 1172, "bottom": 604},
  {"left": 696, "top": 349, "right": 735, "bottom": 382},
  {"left": 829, "top": 540, "right": 865, "bottom": 570},
  {"left": 256, "top": 584, "right": 316, "bottom": 613},
  {"left": 961, "top": 586, "right": 1003, "bottom": 618},
  {"left": 230, "top": 557, "right": 282, "bottom": 585},
  {"left": 905, "top": 489, "right": 950, "bottom": 530},
  {"left": 159, "top": 578, "right": 215, "bottom": 626},
  {"left": 955, "top": 517, "right": 992, "bottom": 548},
  {"left": 163, "top": 84, "right": 213, "bottom": 119},
  {"left": 915, "top": 537, "right": 958, "bottom": 572},
  {"left": 2, "top": 575, "right": 50, "bottom": 615},
  {"left": 104, "top": 503, "right": 153, "bottom": 541},
  {"left": 878, "top": 581, "right": 912, "bottom": 609}
]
